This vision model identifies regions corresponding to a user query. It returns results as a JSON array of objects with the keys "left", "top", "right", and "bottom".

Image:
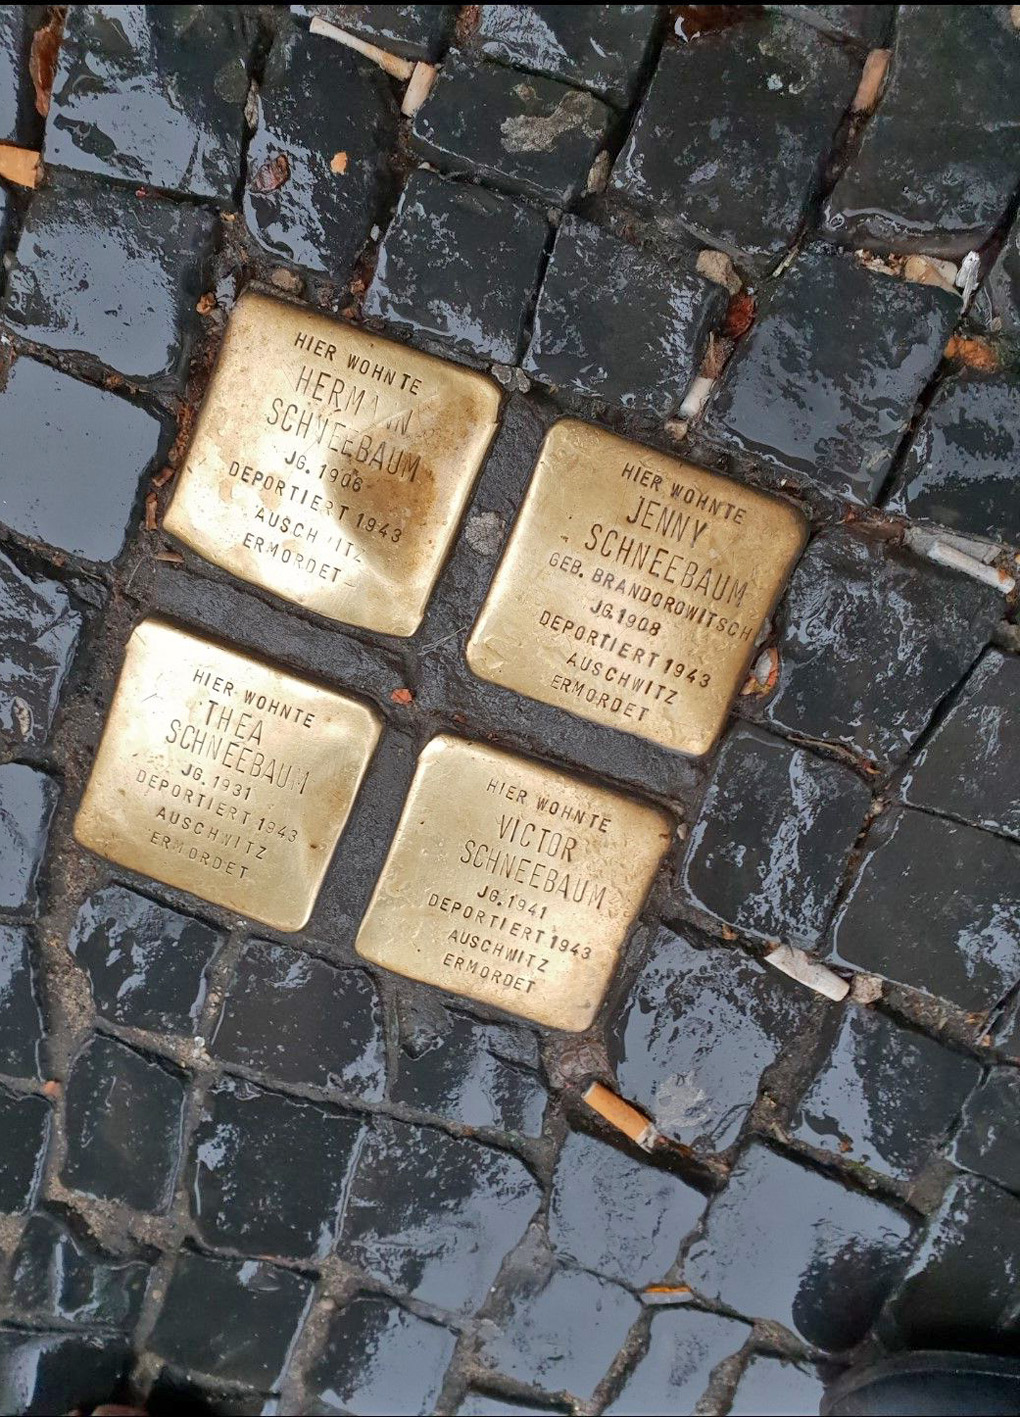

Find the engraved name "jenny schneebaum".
[
  {"left": 467, "top": 420, "right": 806, "bottom": 757},
  {"left": 73, "top": 620, "right": 380, "bottom": 932},
  {"left": 355, "top": 736, "right": 671, "bottom": 1032},
  {"left": 164, "top": 292, "right": 500, "bottom": 637}
]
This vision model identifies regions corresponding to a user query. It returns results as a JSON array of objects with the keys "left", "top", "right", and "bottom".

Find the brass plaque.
[
  {"left": 74, "top": 619, "right": 381, "bottom": 931},
  {"left": 467, "top": 420, "right": 807, "bottom": 756},
  {"left": 164, "top": 292, "right": 500, "bottom": 637},
  {"left": 355, "top": 735, "right": 671, "bottom": 1031}
]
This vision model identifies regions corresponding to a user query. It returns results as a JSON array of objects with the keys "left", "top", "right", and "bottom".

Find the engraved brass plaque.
[
  {"left": 74, "top": 619, "right": 381, "bottom": 931},
  {"left": 355, "top": 735, "right": 671, "bottom": 1031},
  {"left": 164, "top": 292, "right": 501, "bottom": 637},
  {"left": 467, "top": 420, "right": 807, "bottom": 756}
]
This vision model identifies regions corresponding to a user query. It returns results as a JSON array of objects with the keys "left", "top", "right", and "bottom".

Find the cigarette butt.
[
  {"left": 402, "top": 61, "right": 437, "bottom": 116},
  {"left": 309, "top": 17, "right": 415, "bottom": 80},
  {"left": 583, "top": 1082, "right": 658, "bottom": 1151}
]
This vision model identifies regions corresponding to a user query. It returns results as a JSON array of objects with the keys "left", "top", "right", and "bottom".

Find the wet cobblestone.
[{"left": 2, "top": 7, "right": 1020, "bottom": 1411}]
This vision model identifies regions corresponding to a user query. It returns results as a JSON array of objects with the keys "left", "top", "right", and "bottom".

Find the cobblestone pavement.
[{"left": 1, "top": 5, "right": 1020, "bottom": 1415}]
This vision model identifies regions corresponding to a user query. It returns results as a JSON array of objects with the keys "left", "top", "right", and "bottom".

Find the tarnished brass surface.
[
  {"left": 74, "top": 620, "right": 381, "bottom": 931},
  {"left": 467, "top": 419, "right": 806, "bottom": 756},
  {"left": 164, "top": 292, "right": 501, "bottom": 637},
  {"left": 355, "top": 735, "right": 671, "bottom": 1031}
]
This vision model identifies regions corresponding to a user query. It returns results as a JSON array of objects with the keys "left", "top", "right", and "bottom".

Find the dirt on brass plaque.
[
  {"left": 74, "top": 619, "right": 381, "bottom": 931},
  {"left": 355, "top": 735, "right": 672, "bottom": 1031},
  {"left": 164, "top": 292, "right": 501, "bottom": 637},
  {"left": 467, "top": 419, "right": 807, "bottom": 756}
]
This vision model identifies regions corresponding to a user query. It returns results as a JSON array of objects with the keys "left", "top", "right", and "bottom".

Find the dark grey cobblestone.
[
  {"left": 829, "top": 805, "right": 1020, "bottom": 1013},
  {"left": 0, "top": 763, "right": 57, "bottom": 913},
  {"left": 244, "top": 19, "right": 396, "bottom": 278},
  {"left": 68, "top": 885, "right": 223, "bottom": 1036},
  {"left": 8, "top": 1208, "right": 150, "bottom": 1329},
  {"left": 1, "top": 7, "right": 1020, "bottom": 1411},
  {"left": 702, "top": 246, "right": 959, "bottom": 506},
  {"left": 824, "top": 5, "right": 1020, "bottom": 257},
  {"left": 790, "top": 1007, "right": 981, "bottom": 1183},
  {"left": 612, "top": 18, "right": 861, "bottom": 278},
  {"left": 755, "top": 528, "right": 1000, "bottom": 771},
  {"left": 900, "top": 649, "right": 1020, "bottom": 840},
  {"left": 305, "top": 1294, "right": 458, "bottom": 1415},
  {"left": 0, "top": 356, "right": 166, "bottom": 563},
  {"left": 680, "top": 725, "right": 870, "bottom": 950},
  {"left": 523, "top": 215, "right": 723, "bottom": 416},
  {"left": 885, "top": 370, "right": 1020, "bottom": 546},
  {"left": 306, "top": 5, "right": 458, "bottom": 61},
  {"left": 0, "top": 925, "right": 43, "bottom": 1077},
  {"left": 476, "top": 5, "right": 659, "bottom": 109},
  {"left": 686, "top": 1143, "right": 916, "bottom": 1354},
  {"left": 605, "top": 1306, "right": 750, "bottom": 1414},
  {"left": 365, "top": 168, "right": 548, "bottom": 365},
  {"left": 0, "top": 1330, "right": 129, "bottom": 1417},
  {"left": 950, "top": 1069, "right": 1020, "bottom": 1196},
  {"left": 3, "top": 175, "right": 217, "bottom": 387},
  {"left": 61, "top": 1034, "right": 187, "bottom": 1213},
  {"left": 0, "top": 1086, "right": 50, "bottom": 1213},
  {"left": 46, "top": 4, "right": 253, "bottom": 203},
  {"left": 0, "top": 549, "right": 81, "bottom": 752},
  {"left": 0, "top": 7, "right": 40, "bottom": 146},
  {"left": 412, "top": 53, "right": 612, "bottom": 206},
  {"left": 607, "top": 927, "right": 830, "bottom": 1153},
  {"left": 728, "top": 1351, "right": 828, "bottom": 1415},
  {"left": 211, "top": 940, "right": 385, "bottom": 1096}
]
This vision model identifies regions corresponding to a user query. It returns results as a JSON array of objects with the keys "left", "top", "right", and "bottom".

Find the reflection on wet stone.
[
  {"left": 468, "top": 422, "right": 805, "bottom": 757},
  {"left": 0, "top": 7, "right": 36, "bottom": 145},
  {"left": 791, "top": 1006, "right": 980, "bottom": 1181},
  {"left": 611, "top": 17, "right": 861, "bottom": 277},
  {"left": 244, "top": 19, "right": 396, "bottom": 276},
  {"left": 189, "top": 1075, "right": 363, "bottom": 1260},
  {"left": 885, "top": 371, "right": 1020, "bottom": 546},
  {"left": 9, "top": 1211, "right": 150, "bottom": 1329},
  {"left": 703, "top": 247, "right": 958, "bottom": 505},
  {"left": 0, "top": 1331, "right": 129, "bottom": 1417},
  {"left": 0, "top": 1084, "right": 50, "bottom": 1212},
  {"left": 951, "top": 1069, "right": 1020, "bottom": 1196},
  {"left": 211, "top": 940, "right": 385, "bottom": 1097},
  {"left": 68, "top": 885, "right": 223, "bottom": 1036},
  {"left": 686, "top": 1143, "right": 915, "bottom": 1352},
  {"left": 165, "top": 293, "right": 500, "bottom": 636},
  {"left": 0, "top": 763, "right": 58, "bottom": 914},
  {"left": 901, "top": 650, "right": 1020, "bottom": 842},
  {"left": 728, "top": 1353, "right": 827, "bottom": 1417},
  {"left": 3, "top": 175, "right": 217, "bottom": 385},
  {"left": 760, "top": 529, "right": 999, "bottom": 770},
  {"left": 305, "top": 1295, "right": 457, "bottom": 1417},
  {"left": 548, "top": 1129, "right": 706, "bottom": 1286},
  {"left": 0, "top": 550, "right": 81, "bottom": 751},
  {"left": 61, "top": 1034, "right": 186, "bottom": 1213},
  {"left": 339, "top": 1117, "right": 541, "bottom": 1313},
  {"left": 608, "top": 928, "right": 827, "bottom": 1152},
  {"left": 356, "top": 736, "right": 670, "bottom": 1030},
  {"left": 523, "top": 220, "right": 725, "bottom": 416},
  {"left": 392, "top": 1002, "right": 546, "bottom": 1135},
  {"left": 46, "top": 4, "right": 252, "bottom": 203},
  {"left": 149, "top": 1249, "right": 313, "bottom": 1391},
  {"left": 74, "top": 620, "right": 381, "bottom": 930},
  {"left": 413, "top": 54, "right": 611, "bottom": 207},
  {"left": 479, "top": 1253, "right": 641, "bottom": 1401},
  {"left": 765, "top": 5, "right": 893, "bottom": 45},
  {"left": 365, "top": 169, "right": 548, "bottom": 365},
  {"left": 606, "top": 1307, "right": 750, "bottom": 1415},
  {"left": 829, "top": 806, "right": 1020, "bottom": 1013},
  {"left": 0, "top": 924, "right": 44, "bottom": 1077},
  {"left": 0, "top": 357, "right": 164, "bottom": 563},
  {"left": 824, "top": 5, "right": 1020, "bottom": 256},
  {"left": 882, "top": 1174, "right": 1020, "bottom": 1348},
  {"left": 682, "top": 726, "right": 869, "bottom": 949},
  {"left": 477, "top": 5, "right": 659, "bottom": 108}
]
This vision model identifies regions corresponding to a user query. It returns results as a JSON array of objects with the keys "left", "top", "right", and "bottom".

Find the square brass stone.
[
  {"left": 467, "top": 419, "right": 807, "bottom": 756},
  {"left": 74, "top": 619, "right": 381, "bottom": 932},
  {"left": 355, "top": 735, "right": 671, "bottom": 1031},
  {"left": 164, "top": 292, "right": 500, "bottom": 637}
]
